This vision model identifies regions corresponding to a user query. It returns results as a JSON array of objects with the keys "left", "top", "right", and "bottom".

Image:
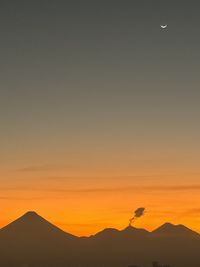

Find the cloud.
[
  {"left": 1, "top": 184, "right": 200, "bottom": 195},
  {"left": 183, "top": 208, "right": 200, "bottom": 215},
  {"left": 42, "top": 184, "right": 200, "bottom": 194},
  {"left": 0, "top": 195, "right": 46, "bottom": 200},
  {"left": 17, "top": 164, "right": 75, "bottom": 172},
  {"left": 0, "top": 185, "right": 199, "bottom": 202}
]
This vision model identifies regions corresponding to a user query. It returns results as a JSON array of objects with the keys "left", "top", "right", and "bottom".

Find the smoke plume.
[{"left": 129, "top": 207, "right": 145, "bottom": 226}]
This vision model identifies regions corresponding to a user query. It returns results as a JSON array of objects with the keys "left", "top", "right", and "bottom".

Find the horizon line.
[{"left": 1, "top": 211, "right": 199, "bottom": 237}]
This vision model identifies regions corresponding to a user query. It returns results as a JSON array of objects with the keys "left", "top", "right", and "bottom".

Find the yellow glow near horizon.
[
  {"left": 0, "top": 172, "right": 200, "bottom": 236},
  {"left": 1, "top": 156, "right": 200, "bottom": 236}
]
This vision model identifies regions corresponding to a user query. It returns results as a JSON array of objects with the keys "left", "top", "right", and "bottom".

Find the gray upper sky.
[{"left": 0, "top": 1, "right": 200, "bottom": 175}]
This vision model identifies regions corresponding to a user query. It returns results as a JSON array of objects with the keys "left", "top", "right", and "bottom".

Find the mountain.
[
  {"left": 0, "top": 211, "right": 76, "bottom": 240},
  {"left": 152, "top": 222, "right": 200, "bottom": 237},
  {"left": 91, "top": 225, "right": 149, "bottom": 240},
  {"left": 0, "top": 211, "right": 78, "bottom": 267},
  {"left": 0, "top": 211, "right": 199, "bottom": 267},
  {"left": 121, "top": 225, "right": 149, "bottom": 236},
  {"left": 90, "top": 227, "right": 120, "bottom": 239},
  {"left": 86, "top": 225, "right": 151, "bottom": 267}
]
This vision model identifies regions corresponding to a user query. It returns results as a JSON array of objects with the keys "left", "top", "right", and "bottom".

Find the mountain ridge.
[
  {"left": 0, "top": 211, "right": 199, "bottom": 267},
  {"left": 0, "top": 211, "right": 76, "bottom": 239},
  {"left": 152, "top": 222, "right": 200, "bottom": 237},
  {"left": 0, "top": 211, "right": 199, "bottom": 237}
]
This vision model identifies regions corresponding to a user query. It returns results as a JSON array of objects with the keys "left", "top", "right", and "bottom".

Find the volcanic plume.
[{"left": 129, "top": 207, "right": 145, "bottom": 226}]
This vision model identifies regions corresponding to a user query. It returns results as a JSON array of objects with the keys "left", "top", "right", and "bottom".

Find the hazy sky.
[{"left": 0, "top": 1, "right": 200, "bottom": 235}]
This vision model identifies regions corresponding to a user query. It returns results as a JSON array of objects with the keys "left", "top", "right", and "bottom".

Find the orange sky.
[{"left": 1, "top": 159, "right": 200, "bottom": 236}]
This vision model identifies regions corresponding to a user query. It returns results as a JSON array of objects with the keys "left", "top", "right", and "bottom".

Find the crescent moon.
[{"left": 161, "top": 25, "right": 167, "bottom": 29}]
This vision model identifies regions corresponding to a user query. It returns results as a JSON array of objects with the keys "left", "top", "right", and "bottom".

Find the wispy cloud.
[
  {"left": 183, "top": 208, "right": 200, "bottom": 215},
  {"left": 1, "top": 184, "right": 200, "bottom": 195},
  {"left": 0, "top": 195, "right": 46, "bottom": 200},
  {"left": 39, "top": 184, "right": 200, "bottom": 193},
  {"left": 17, "top": 164, "right": 76, "bottom": 172}
]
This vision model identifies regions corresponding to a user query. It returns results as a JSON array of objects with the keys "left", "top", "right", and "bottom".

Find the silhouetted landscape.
[
  {"left": 0, "top": 211, "right": 199, "bottom": 267},
  {"left": 1, "top": 1, "right": 200, "bottom": 267}
]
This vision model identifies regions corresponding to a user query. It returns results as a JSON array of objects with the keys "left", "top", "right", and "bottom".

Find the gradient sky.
[{"left": 0, "top": 1, "right": 200, "bottom": 236}]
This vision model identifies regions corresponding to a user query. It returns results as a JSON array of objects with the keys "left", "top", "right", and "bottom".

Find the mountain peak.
[
  {"left": 123, "top": 224, "right": 139, "bottom": 230},
  {"left": 22, "top": 211, "right": 40, "bottom": 218},
  {"left": 122, "top": 225, "right": 149, "bottom": 235},
  {"left": 17, "top": 211, "right": 49, "bottom": 224},
  {"left": 153, "top": 222, "right": 199, "bottom": 237},
  {"left": 157, "top": 222, "right": 175, "bottom": 229},
  {"left": 92, "top": 225, "right": 149, "bottom": 240},
  {"left": 91, "top": 227, "right": 119, "bottom": 238},
  {"left": 0, "top": 211, "right": 76, "bottom": 240},
  {"left": 24, "top": 211, "right": 38, "bottom": 216}
]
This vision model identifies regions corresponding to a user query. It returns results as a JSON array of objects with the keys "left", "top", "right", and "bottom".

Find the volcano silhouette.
[
  {"left": 0, "top": 211, "right": 199, "bottom": 267},
  {"left": 89, "top": 225, "right": 149, "bottom": 243},
  {"left": 152, "top": 222, "right": 200, "bottom": 237},
  {"left": 121, "top": 225, "right": 149, "bottom": 236},
  {"left": 0, "top": 211, "right": 77, "bottom": 266},
  {"left": 0, "top": 211, "right": 75, "bottom": 240}
]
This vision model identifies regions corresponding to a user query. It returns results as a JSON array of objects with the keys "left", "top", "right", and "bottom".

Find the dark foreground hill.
[{"left": 0, "top": 211, "right": 199, "bottom": 267}]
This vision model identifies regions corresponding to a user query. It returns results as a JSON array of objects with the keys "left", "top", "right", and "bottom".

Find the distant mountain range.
[{"left": 0, "top": 211, "right": 199, "bottom": 267}]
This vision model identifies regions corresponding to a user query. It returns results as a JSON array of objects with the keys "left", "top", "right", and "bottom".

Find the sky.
[{"left": 0, "top": 1, "right": 200, "bottom": 236}]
